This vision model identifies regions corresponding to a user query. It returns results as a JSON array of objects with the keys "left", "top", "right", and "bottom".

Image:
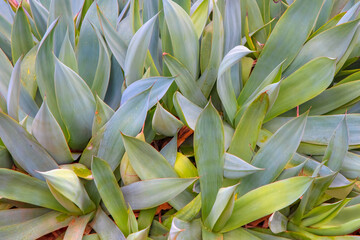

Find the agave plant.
[{"left": 1, "top": 0, "right": 360, "bottom": 239}]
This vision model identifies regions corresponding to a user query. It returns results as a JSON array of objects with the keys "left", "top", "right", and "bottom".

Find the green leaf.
[
  {"left": 29, "top": 0, "right": 48, "bottom": 37},
  {"left": 190, "top": 0, "right": 209, "bottom": 38},
  {"left": 58, "top": 31, "right": 78, "bottom": 72},
  {"left": 229, "top": 92, "right": 269, "bottom": 162},
  {"left": 223, "top": 0, "right": 242, "bottom": 54},
  {"left": 122, "top": 134, "right": 193, "bottom": 210},
  {"left": 284, "top": 20, "right": 360, "bottom": 76},
  {"left": 54, "top": 57, "right": 95, "bottom": 150},
  {"left": 174, "top": 152, "right": 198, "bottom": 179},
  {"left": 238, "top": 112, "right": 308, "bottom": 195},
  {"left": 97, "top": 6, "right": 127, "bottom": 68},
  {"left": 6, "top": 56, "right": 22, "bottom": 121},
  {"left": 20, "top": 45, "right": 38, "bottom": 98},
  {"left": 224, "top": 153, "right": 263, "bottom": 179},
  {"left": 194, "top": 102, "right": 224, "bottom": 220},
  {"left": 164, "top": 0, "right": 199, "bottom": 78},
  {"left": 48, "top": 0, "right": 74, "bottom": 56},
  {"left": 60, "top": 163, "right": 93, "bottom": 180},
  {"left": 92, "top": 95, "right": 114, "bottom": 136},
  {"left": 300, "top": 80, "right": 360, "bottom": 116},
  {"left": 36, "top": 19, "right": 67, "bottom": 136},
  {"left": 221, "top": 176, "right": 313, "bottom": 233},
  {"left": 77, "top": 0, "right": 118, "bottom": 87},
  {"left": 129, "top": 0, "right": 142, "bottom": 33},
  {"left": 90, "top": 208, "right": 126, "bottom": 240},
  {"left": 204, "top": 184, "right": 237, "bottom": 230},
  {"left": 173, "top": 91, "right": 202, "bottom": 130},
  {"left": 160, "top": 136, "right": 177, "bottom": 167},
  {"left": 0, "top": 112, "right": 58, "bottom": 180},
  {"left": 239, "top": 0, "right": 325, "bottom": 104},
  {"left": 121, "top": 76, "right": 175, "bottom": 108},
  {"left": 269, "top": 211, "right": 288, "bottom": 234},
  {"left": 0, "top": 208, "right": 49, "bottom": 227},
  {"left": 217, "top": 45, "right": 253, "bottom": 121},
  {"left": 122, "top": 177, "right": 197, "bottom": 210},
  {"left": 0, "top": 211, "right": 72, "bottom": 240},
  {"left": 198, "top": 1, "right": 223, "bottom": 98},
  {"left": 323, "top": 116, "right": 349, "bottom": 172},
  {"left": 277, "top": 160, "right": 307, "bottom": 181},
  {"left": 152, "top": 102, "right": 184, "bottom": 136},
  {"left": 92, "top": 156, "right": 129, "bottom": 236},
  {"left": 32, "top": 100, "right": 73, "bottom": 164},
  {"left": 169, "top": 218, "right": 202, "bottom": 240},
  {"left": 125, "top": 14, "right": 158, "bottom": 86},
  {"left": 64, "top": 212, "right": 94, "bottom": 240},
  {"left": 0, "top": 169, "right": 66, "bottom": 212},
  {"left": 11, "top": 5, "right": 34, "bottom": 63},
  {"left": 90, "top": 23, "right": 111, "bottom": 99},
  {"left": 265, "top": 57, "right": 335, "bottom": 121},
  {"left": 164, "top": 53, "right": 207, "bottom": 107},
  {"left": 80, "top": 88, "right": 150, "bottom": 170}
]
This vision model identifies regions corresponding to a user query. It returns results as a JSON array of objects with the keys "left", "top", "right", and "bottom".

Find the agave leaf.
[
  {"left": 121, "top": 76, "right": 175, "bottom": 109},
  {"left": 164, "top": 53, "right": 207, "bottom": 107},
  {"left": 174, "top": 152, "right": 198, "bottom": 179},
  {"left": 337, "top": 2, "right": 360, "bottom": 25},
  {"left": 138, "top": 208, "right": 157, "bottom": 230},
  {"left": 221, "top": 176, "right": 312, "bottom": 233},
  {"left": 284, "top": 20, "right": 360, "bottom": 76},
  {"left": 224, "top": 153, "right": 263, "bottom": 179},
  {"left": 269, "top": 211, "right": 288, "bottom": 234},
  {"left": 204, "top": 184, "right": 237, "bottom": 230},
  {"left": 300, "top": 80, "right": 360, "bottom": 116},
  {"left": 153, "top": 102, "right": 183, "bottom": 136},
  {"left": 229, "top": 92, "right": 268, "bottom": 162},
  {"left": 238, "top": 112, "right": 308, "bottom": 195},
  {"left": 90, "top": 23, "right": 111, "bottom": 99},
  {"left": 125, "top": 14, "right": 158, "bottom": 86},
  {"left": 173, "top": 91, "right": 202, "bottom": 130},
  {"left": 198, "top": 1, "right": 223, "bottom": 98},
  {"left": 190, "top": 0, "right": 209, "bottom": 38},
  {"left": 0, "top": 208, "right": 49, "bottom": 227},
  {"left": 40, "top": 169, "right": 95, "bottom": 214},
  {"left": 0, "top": 146, "right": 12, "bottom": 168},
  {"left": 241, "top": 0, "right": 266, "bottom": 43},
  {"left": 20, "top": 45, "right": 38, "bottom": 98},
  {"left": 217, "top": 45, "right": 253, "bottom": 121},
  {"left": 82, "top": 234, "right": 100, "bottom": 240},
  {"left": 97, "top": 6, "right": 127, "bottom": 69},
  {"left": 265, "top": 57, "right": 335, "bottom": 121},
  {"left": 194, "top": 102, "right": 224, "bottom": 220},
  {"left": 277, "top": 160, "right": 307, "bottom": 181},
  {"left": 169, "top": 218, "right": 202, "bottom": 240},
  {"left": 122, "top": 134, "right": 194, "bottom": 210},
  {"left": 58, "top": 31, "right": 78, "bottom": 72},
  {"left": 48, "top": 0, "right": 74, "bottom": 55},
  {"left": 92, "top": 95, "right": 114, "bottom": 136},
  {"left": 92, "top": 157, "right": 129, "bottom": 236},
  {"left": 77, "top": 0, "right": 118, "bottom": 87},
  {"left": 127, "top": 227, "right": 149, "bottom": 240},
  {"left": 129, "top": 0, "right": 141, "bottom": 32},
  {"left": 292, "top": 173, "right": 337, "bottom": 224},
  {"left": 164, "top": 0, "right": 199, "bottom": 78},
  {"left": 223, "top": 227, "right": 262, "bottom": 240},
  {"left": 303, "top": 204, "right": 360, "bottom": 236},
  {"left": 265, "top": 115, "right": 360, "bottom": 146},
  {"left": 322, "top": 116, "right": 348, "bottom": 172},
  {"left": 238, "top": 0, "right": 325, "bottom": 104},
  {"left": 54, "top": 57, "right": 95, "bottom": 150},
  {"left": 60, "top": 163, "right": 93, "bottom": 180},
  {"left": 223, "top": 0, "right": 242, "bottom": 54},
  {"left": 0, "top": 211, "right": 73, "bottom": 240},
  {"left": 163, "top": 194, "right": 201, "bottom": 228},
  {"left": 90, "top": 208, "right": 126, "bottom": 240},
  {"left": 342, "top": 152, "right": 360, "bottom": 179},
  {"left": 80, "top": 88, "right": 150, "bottom": 170},
  {"left": 7, "top": 56, "right": 22, "bottom": 121},
  {"left": 36, "top": 19, "right": 67, "bottom": 135},
  {"left": 160, "top": 136, "right": 177, "bottom": 166},
  {"left": 29, "top": 0, "right": 48, "bottom": 37},
  {"left": 301, "top": 199, "right": 351, "bottom": 227},
  {"left": 0, "top": 112, "right": 58, "bottom": 179},
  {"left": 105, "top": 55, "right": 124, "bottom": 110},
  {"left": 122, "top": 177, "right": 196, "bottom": 210},
  {"left": 0, "top": 48, "right": 12, "bottom": 98},
  {"left": 32, "top": 101, "right": 73, "bottom": 164},
  {"left": 63, "top": 212, "right": 94, "bottom": 240},
  {"left": 0, "top": 169, "right": 66, "bottom": 212},
  {"left": 11, "top": 5, "right": 34, "bottom": 63}
]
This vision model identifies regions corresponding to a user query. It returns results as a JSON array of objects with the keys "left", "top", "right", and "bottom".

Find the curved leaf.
[{"left": 152, "top": 102, "right": 183, "bottom": 136}]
